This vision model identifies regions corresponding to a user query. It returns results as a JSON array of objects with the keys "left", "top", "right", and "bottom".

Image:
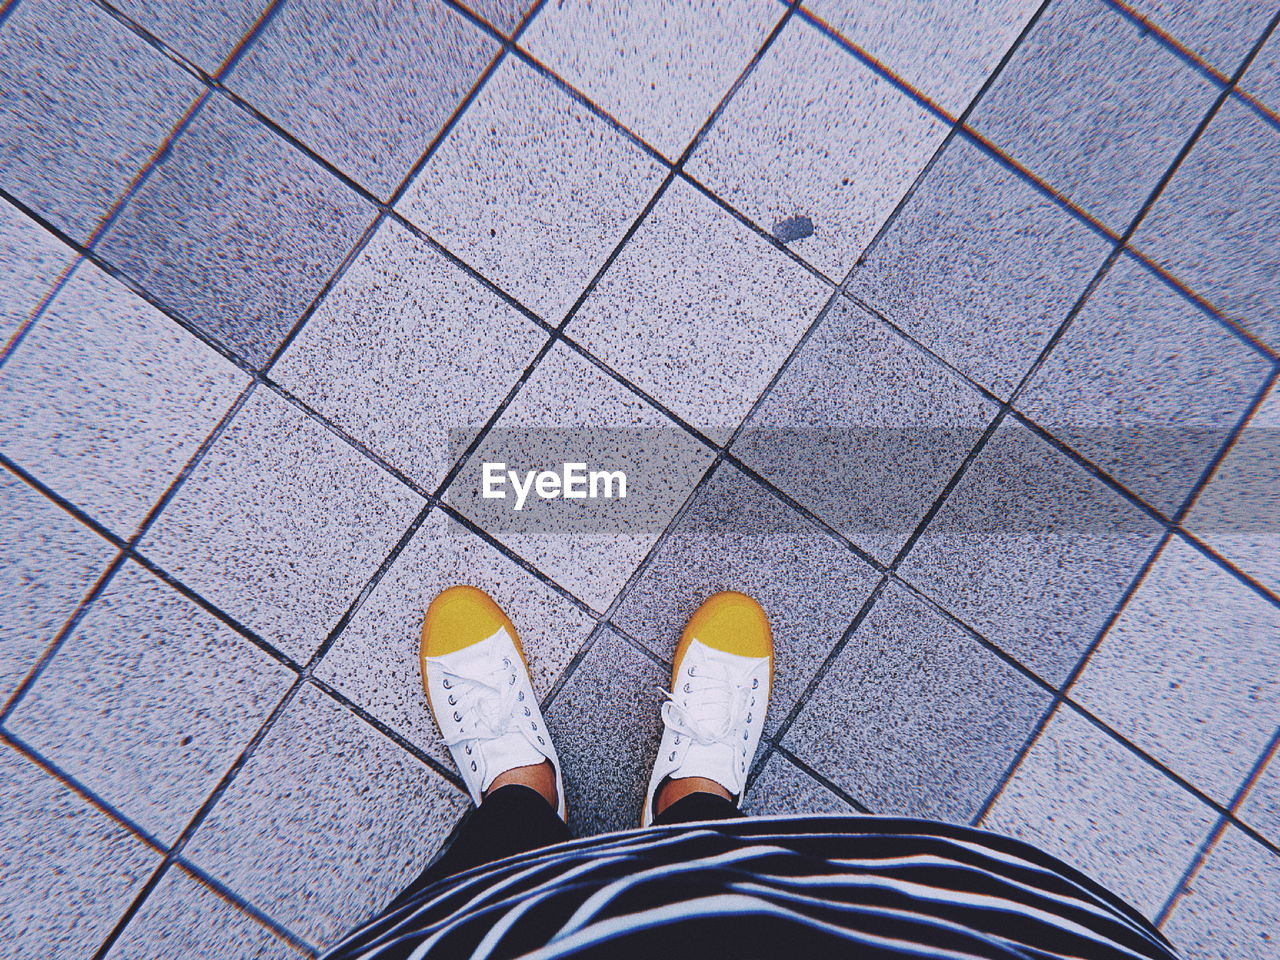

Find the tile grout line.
[
  {"left": 1154, "top": 724, "right": 1280, "bottom": 927},
  {"left": 770, "top": 743, "right": 876, "bottom": 816}
]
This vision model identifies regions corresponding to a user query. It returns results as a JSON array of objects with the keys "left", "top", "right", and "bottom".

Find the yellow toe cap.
[
  {"left": 421, "top": 585, "right": 520, "bottom": 658},
  {"left": 675, "top": 591, "right": 772, "bottom": 676}
]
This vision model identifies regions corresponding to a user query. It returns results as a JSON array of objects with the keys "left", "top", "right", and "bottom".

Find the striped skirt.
[{"left": 321, "top": 815, "right": 1178, "bottom": 960}]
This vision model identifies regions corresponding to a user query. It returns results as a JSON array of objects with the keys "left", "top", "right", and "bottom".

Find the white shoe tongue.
[{"left": 670, "top": 738, "right": 741, "bottom": 796}]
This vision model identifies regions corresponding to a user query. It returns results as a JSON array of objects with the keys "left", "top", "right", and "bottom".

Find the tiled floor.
[{"left": 1, "top": 0, "right": 1277, "bottom": 957}]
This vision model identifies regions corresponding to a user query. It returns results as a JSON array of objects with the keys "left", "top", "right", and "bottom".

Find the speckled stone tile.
[
  {"left": 0, "top": 200, "right": 75, "bottom": 345},
  {"left": 1132, "top": 97, "right": 1280, "bottom": 350},
  {"left": 569, "top": 179, "right": 830, "bottom": 441},
  {"left": 0, "top": 471, "right": 113, "bottom": 703},
  {"left": 970, "top": 0, "right": 1216, "bottom": 232},
  {"left": 734, "top": 297, "right": 995, "bottom": 563},
  {"left": 272, "top": 218, "right": 545, "bottom": 488},
  {"left": 465, "top": 0, "right": 537, "bottom": 34},
  {"left": 106, "top": 866, "right": 305, "bottom": 960},
  {"left": 1019, "top": 254, "right": 1271, "bottom": 516},
  {"left": 687, "top": 16, "right": 947, "bottom": 279},
  {"left": 1184, "top": 381, "right": 1280, "bottom": 595},
  {"left": 1071, "top": 537, "right": 1280, "bottom": 805},
  {"left": 185, "top": 683, "right": 468, "bottom": 948},
  {"left": 544, "top": 627, "right": 665, "bottom": 836},
  {"left": 743, "top": 752, "right": 856, "bottom": 817},
  {"left": 315, "top": 507, "right": 596, "bottom": 768},
  {"left": 0, "top": 0, "right": 201, "bottom": 241},
  {"left": 399, "top": 57, "right": 665, "bottom": 323},
  {"left": 983, "top": 705, "right": 1216, "bottom": 919},
  {"left": 110, "top": 0, "right": 266, "bottom": 74},
  {"left": 8, "top": 561, "right": 293, "bottom": 844},
  {"left": 1125, "top": 0, "right": 1275, "bottom": 74},
  {"left": 97, "top": 95, "right": 376, "bottom": 366},
  {"left": 1242, "top": 30, "right": 1280, "bottom": 113},
  {"left": 0, "top": 261, "right": 247, "bottom": 538},
  {"left": 445, "top": 342, "right": 716, "bottom": 612},
  {"left": 846, "top": 137, "right": 1111, "bottom": 398},
  {"left": 230, "top": 0, "right": 496, "bottom": 197},
  {"left": 803, "top": 0, "right": 1040, "bottom": 115},
  {"left": 899, "top": 417, "right": 1165, "bottom": 685},
  {"left": 1239, "top": 749, "right": 1280, "bottom": 848},
  {"left": 612, "top": 461, "right": 878, "bottom": 736},
  {"left": 0, "top": 743, "right": 158, "bottom": 957},
  {"left": 520, "top": 0, "right": 784, "bottom": 159},
  {"left": 139, "top": 388, "right": 422, "bottom": 663},
  {"left": 786, "top": 582, "right": 1050, "bottom": 822},
  {"left": 1163, "top": 826, "right": 1280, "bottom": 959}
]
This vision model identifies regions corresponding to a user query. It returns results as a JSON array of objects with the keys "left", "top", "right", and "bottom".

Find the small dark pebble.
[{"left": 772, "top": 215, "right": 815, "bottom": 244}]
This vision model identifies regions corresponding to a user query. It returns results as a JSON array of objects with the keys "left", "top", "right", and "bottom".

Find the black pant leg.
[
  {"left": 389, "top": 783, "right": 570, "bottom": 908},
  {"left": 653, "top": 790, "right": 743, "bottom": 825}
]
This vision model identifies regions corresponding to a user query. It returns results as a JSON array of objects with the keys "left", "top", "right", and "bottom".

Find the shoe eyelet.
[
  {"left": 674, "top": 736, "right": 681, "bottom": 745},
  {"left": 531, "top": 722, "right": 538, "bottom": 730},
  {"left": 751, "top": 678, "right": 758, "bottom": 689},
  {"left": 447, "top": 695, "right": 457, "bottom": 706},
  {"left": 537, "top": 736, "right": 545, "bottom": 745},
  {"left": 688, "top": 665, "right": 696, "bottom": 677},
  {"left": 683, "top": 682, "right": 691, "bottom": 693},
  {"left": 669, "top": 751, "right": 677, "bottom": 761},
  {"left": 742, "top": 730, "right": 748, "bottom": 741},
  {"left": 442, "top": 679, "right": 452, "bottom": 689},
  {"left": 503, "top": 657, "right": 511, "bottom": 667},
  {"left": 470, "top": 761, "right": 477, "bottom": 771},
  {"left": 523, "top": 707, "right": 531, "bottom": 717},
  {"left": 746, "top": 713, "right": 752, "bottom": 723},
  {"left": 509, "top": 674, "right": 516, "bottom": 686},
  {"left": 465, "top": 746, "right": 472, "bottom": 755},
  {"left": 517, "top": 691, "right": 525, "bottom": 702},
  {"left": 453, "top": 711, "right": 462, "bottom": 722}
]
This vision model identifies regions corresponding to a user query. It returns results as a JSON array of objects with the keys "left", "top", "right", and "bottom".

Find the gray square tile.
[
  {"left": 1163, "top": 826, "right": 1280, "bottom": 960},
  {"left": 97, "top": 95, "right": 376, "bottom": 366},
  {"left": 899, "top": 417, "right": 1165, "bottom": 685},
  {"left": 445, "top": 342, "right": 716, "bottom": 612},
  {"left": 970, "top": 0, "right": 1216, "bottom": 231},
  {"left": 399, "top": 57, "right": 665, "bottom": 323},
  {"left": 735, "top": 296, "right": 995, "bottom": 563},
  {"left": 111, "top": 0, "right": 267, "bottom": 74},
  {"left": 612, "top": 461, "right": 878, "bottom": 736},
  {"left": 7, "top": 561, "right": 293, "bottom": 843},
  {"left": 0, "top": 0, "right": 201, "bottom": 240},
  {"left": 983, "top": 704, "right": 1216, "bottom": 919},
  {"left": 0, "top": 743, "right": 158, "bottom": 957},
  {"left": 687, "top": 16, "right": 947, "bottom": 278},
  {"left": 1184, "top": 380, "right": 1280, "bottom": 595},
  {"left": 106, "top": 866, "right": 306, "bottom": 960},
  {"left": 465, "top": 0, "right": 537, "bottom": 34},
  {"left": 315, "top": 507, "right": 596, "bottom": 768},
  {"left": 0, "top": 199, "right": 75, "bottom": 345},
  {"left": 272, "top": 218, "right": 546, "bottom": 488},
  {"left": 742, "top": 751, "right": 855, "bottom": 817},
  {"left": 1126, "top": 0, "right": 1275, "bottom": 73},
  {"left": 520, "top": 0, "right": 784, "bottom": 160},
  {"left": 544, "top": 627, "right": 665, "bottom": 835},
  {"left": 847, "top": 137, "right": 1111, "bottom": 398},
  {"left": 569, "top": 178, "right": 831, "bottom": 440},
  {"left": 1019, "top": 253, "right": 1271, "bottom": 516},
  {"left": 786, "top": 582, "right": 1051, "bottom": 822},
  {"left": 140, "top": 387, "right": 422, "bottom": 663},
  {"left": 1242, "top": 30, "right": 1280, "bottom": 114},
  {"left": 185, "top": 683, "right": 468, "bottom": 948},
  {"left": 230, "top": 0, "right": 496, "bottom": 197},
  {"left": 0, "top": 261, "right": 247, "bottom": 538},
  {"left": 803, "top": 0, "right": 1041, "bottom": 115},
  {"left": 1239, "top": 749, "right": 1280, "bottom": 848},
  {"left": 1071, "top": 537, "right": 1280, "bottom": 804},
  {"left": 1132, "top": 97, "right": 1280, "bottom": 350},
  {"left": 0, "top": 470, "right": 114, "bottom": 703}
]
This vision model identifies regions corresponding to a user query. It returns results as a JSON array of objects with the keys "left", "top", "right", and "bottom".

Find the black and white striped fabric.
[{"left": 322, "top": 815, "right": 1178, "bottom": 960}]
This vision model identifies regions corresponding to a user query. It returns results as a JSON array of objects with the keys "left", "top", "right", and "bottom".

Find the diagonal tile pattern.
[{"left": 2, "top": 0, "right": 1278, "bottom": 952}]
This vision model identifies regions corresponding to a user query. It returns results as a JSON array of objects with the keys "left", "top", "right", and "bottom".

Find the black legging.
[{"left": 389, "top": 785, "right": 741, "bottom": 910}]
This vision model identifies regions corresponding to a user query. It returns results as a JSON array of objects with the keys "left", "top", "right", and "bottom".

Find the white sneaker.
[
  {"left": 642, "top": 591, "right": 772, "bottom": 826},
  {"left": 420, "top": 586, "right": 565, "bottom": 819}
]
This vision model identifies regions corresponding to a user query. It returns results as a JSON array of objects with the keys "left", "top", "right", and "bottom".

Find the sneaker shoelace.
[
  {"left": 424, "top": 653, "right": 528, "bottom": 748},
  {"left": 659, "top": 658, "right": 765, "bottom": 752}
]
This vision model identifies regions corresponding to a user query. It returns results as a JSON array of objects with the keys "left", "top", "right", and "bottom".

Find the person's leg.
[{"left": 653, "top": 787, "right": 742, "bottom": 825}]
